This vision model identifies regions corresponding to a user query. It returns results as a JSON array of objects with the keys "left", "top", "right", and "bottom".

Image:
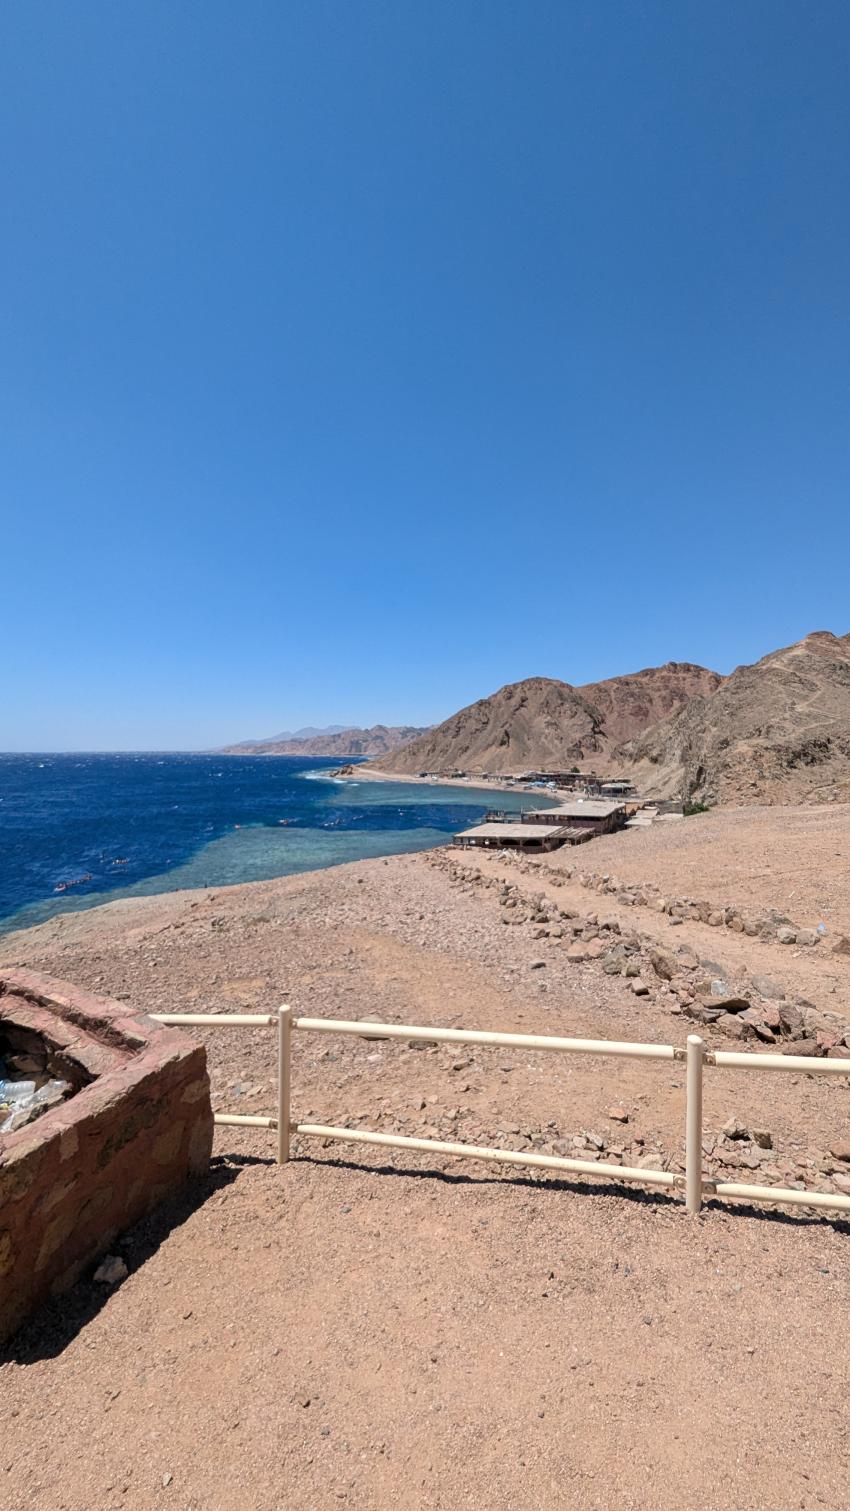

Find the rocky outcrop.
[{"left": 620, "top": 631, "right": 850, "bottom": 804}]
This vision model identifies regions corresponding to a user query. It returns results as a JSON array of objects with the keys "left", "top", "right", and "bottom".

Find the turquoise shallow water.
[{"left": 0, "top": 753, "right": 552, "bottom": 933}]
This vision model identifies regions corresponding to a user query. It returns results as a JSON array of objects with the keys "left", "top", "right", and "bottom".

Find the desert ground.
[{"left": 2, "top": 805, "right": 850, "bottom": 1509}]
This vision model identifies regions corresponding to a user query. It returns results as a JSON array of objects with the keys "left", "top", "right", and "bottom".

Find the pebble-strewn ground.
[{"left": 2, "top": 807, "right": 850, "bottom": 1509}]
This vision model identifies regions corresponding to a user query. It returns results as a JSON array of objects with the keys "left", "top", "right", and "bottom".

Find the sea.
[{"left": 0, "top": 753, "right": 549, "bottom": 935}]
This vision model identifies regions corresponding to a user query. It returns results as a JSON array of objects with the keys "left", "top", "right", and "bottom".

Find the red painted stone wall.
[{"left": 0, "top": 970, "right": 213, "bottom": 1345}]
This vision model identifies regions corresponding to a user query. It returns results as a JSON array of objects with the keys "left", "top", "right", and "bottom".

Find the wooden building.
[
  {"left": 453, "top": 822, "right": 573, "bottom": 853},
  {"left": 520, "top": 800, "right": 627, "bottom": 836}
]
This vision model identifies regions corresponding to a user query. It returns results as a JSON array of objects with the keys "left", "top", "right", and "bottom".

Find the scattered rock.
[
  {"left": 832, "top": 936, "right": 850, "bottom": 956},
  {"left": 752, "top": 976, "right": 786, "bottom": 1001},
  {"left": 777, "top": 926, "right": 797, "bottom": 945},
  {"left": 777, "top": 1002, "right": 805, "bottom": 1038},
  {"left": 781, "top": 1038, "right": 822, "bottom": 1057},
  {"left": 564, "top": 942, "right": 589, "bottom": 962},
  {"left": 697, "top": 991, "right": 750, "bottom": 1014},
  {"left": 829, "top": 1141, "right": 850, "bottom": 1164},
  {"left": 94, "top": 1255, "right": 128, "bottom": 1286},
  {"left": 607, "top": 1106, "right": 629, "bottom": 1123},
  {"left": 649, "top": 950, "right": 677, "bottom": 981}
]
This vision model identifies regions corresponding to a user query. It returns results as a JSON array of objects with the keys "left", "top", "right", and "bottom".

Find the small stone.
[
  {"left": 607, "top": 1106, "right": 629, "bottom": 1123},
  {"left": 162, "top": 1474, "right": 173, "bottom": 1488},
  {"left": 649, "top": 950, "right": 677, "bottom": 981},
  {"left": 777, "top": 926, "right": 797, "bottom": 945},
  {"left": 530, "top": 960, "right": 546, "bottom": 970},
  {"left": 631, "top": 979, "right": 649, "bottom": 996},
  {"left": 832, "top": 936, "right": 850, "bottom": 956},
  {"left": 829, "top": 1141, "right": 850, "bottom": 1163},
  {"left": 782, "top": 1037, "right": 822, "bottom": 1056},
  {"left": 565, "top": 942, "right": 589, "bottom": 962},
  {"left": 722, "top": 1118, "right": 749, "bottom": 1141},
  {"left": 698, "top": 993, "right": 750, "bottom": 1014},
  {"left": 93, "top": 1255, "right": 128, "bottom": 1286},
  {"left": 751, "top": 1128, "right": 772, "bottom": 1150},
  {"left": 778, "top": 1002, "right": 805, "bottom": 1038}
]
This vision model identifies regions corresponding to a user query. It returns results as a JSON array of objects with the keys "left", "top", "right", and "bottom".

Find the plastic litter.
[{"left": 0, "top": 1077, "right": 71, "bottom": 1134}]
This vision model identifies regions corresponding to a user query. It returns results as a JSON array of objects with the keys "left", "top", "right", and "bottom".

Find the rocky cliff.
[{"left": 621, "top": 632, "right": 850, "bottom": 804}]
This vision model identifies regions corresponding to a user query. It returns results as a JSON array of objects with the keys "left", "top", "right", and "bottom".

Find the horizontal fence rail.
[
  {"left": 149, "top": 1009, "right": 850, "bottom": 1221},
  {"left": 291, "top": 1015, "right": 678, "bottom": 1061}
]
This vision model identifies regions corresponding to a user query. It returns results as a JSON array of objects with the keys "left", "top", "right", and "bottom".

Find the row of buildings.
[{"left": 453, "top": 798, "right": 630, "bottom": 854}]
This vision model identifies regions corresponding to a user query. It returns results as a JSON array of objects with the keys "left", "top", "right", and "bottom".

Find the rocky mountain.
[
  {"left": 222, "top": 724, "right": 428, "bottom": 758},
  {"left": 621, "top": 631, "right": 850, "bottom": 805},
  {"left": 580, "top": 663, "right": 723, "bottom": 747},
  {"left": 369, "top": 663, "right": 718, "bottom": 777}
]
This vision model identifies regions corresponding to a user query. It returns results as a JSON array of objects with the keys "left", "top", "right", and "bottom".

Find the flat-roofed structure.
[
  {"left": 521, "top": 800, "right": 627, "bottom": 836},
  {"left": 453, "top": 822, "right": 572, "bottom": 853}
]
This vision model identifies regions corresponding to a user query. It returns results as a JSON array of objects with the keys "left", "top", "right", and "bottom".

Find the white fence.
[{"left": 150, "top": 1009, "right": 850, "bottom": 1218}]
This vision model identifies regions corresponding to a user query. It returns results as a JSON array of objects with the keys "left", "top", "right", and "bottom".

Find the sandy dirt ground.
[
  {"left": 562, "top": 803, "right": 850, "bottom": 940},
  {"left": 2, "top": 807, "right": 850, "bottom": 1509}
]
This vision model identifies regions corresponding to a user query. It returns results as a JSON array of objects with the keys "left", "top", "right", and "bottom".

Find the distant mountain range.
[
  {"left": 222, "top": 725, "right": 429, "bottom": 758},
  {"left": 231, "top": 725, "right": 349, "bottom": 748}
]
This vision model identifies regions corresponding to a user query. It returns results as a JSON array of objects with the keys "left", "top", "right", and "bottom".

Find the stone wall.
[{"left": 0, "top": 970, "right": 213, "bottom": 1346}]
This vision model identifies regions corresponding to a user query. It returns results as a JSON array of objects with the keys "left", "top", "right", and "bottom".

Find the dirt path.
[{"left": 2, "top": 841, "right": 850, "bottom": 1509}]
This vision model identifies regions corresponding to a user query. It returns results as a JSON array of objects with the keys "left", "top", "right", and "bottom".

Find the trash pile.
[{"left": 0, "top": 1058, "right": 71, "bottom": 1134}]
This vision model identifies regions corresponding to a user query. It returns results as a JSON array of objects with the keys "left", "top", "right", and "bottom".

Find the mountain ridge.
[
  {"left": 222, "top": 724, "right": 429, "bottom": 758},
  {"left": 620, "top": 631, "right": 850, "bottom": 804},
  {"left": 367, "top": 662, "right": 720, "bottom": 777}
]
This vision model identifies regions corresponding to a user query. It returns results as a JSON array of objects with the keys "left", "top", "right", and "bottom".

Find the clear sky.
[{"left": 2, "top": 1, "right": 849, "bottom": 750}]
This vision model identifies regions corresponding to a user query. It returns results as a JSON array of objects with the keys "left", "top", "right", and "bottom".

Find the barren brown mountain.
[
  {"left": 369, "top": 663, "right": 719, "bottom": 776},
  {"left": 223, "top": 724, "right": 428, "bottom": 758},
  {"left": 621, "top": 630, "right": 850, "bottom": 804},
  {"left": 579, "top": 661, "right": 722, "bottom": 746}
]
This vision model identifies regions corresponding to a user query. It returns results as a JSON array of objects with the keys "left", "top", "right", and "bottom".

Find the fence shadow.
[
  {"left": 2, "top": 1155, "right": 243, "bottom": 1367},
  {"left": 293, "top": 1148, "right": 850, "bottom": 1232}
]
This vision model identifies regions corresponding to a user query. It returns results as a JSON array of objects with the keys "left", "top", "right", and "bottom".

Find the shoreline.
[{"left": 332, "top": 764, "right": 555, "bottom": 800}]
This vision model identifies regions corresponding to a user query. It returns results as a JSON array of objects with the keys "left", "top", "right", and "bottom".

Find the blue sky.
[{"left": 2, "top": 1, "right": 849, "bottom": 750}]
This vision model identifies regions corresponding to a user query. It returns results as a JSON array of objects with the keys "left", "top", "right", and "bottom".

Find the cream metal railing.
[{"left": 150, "top": 1009, "right": 850, "bottom": 1219}]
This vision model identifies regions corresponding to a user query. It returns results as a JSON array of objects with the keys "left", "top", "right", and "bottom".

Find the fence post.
[
  {"left": 277, "top": 1005, "right": 292, "bottom": 1164},
  {"left": 685, "top": 1034, "right": 704, "bottom": 1214}
]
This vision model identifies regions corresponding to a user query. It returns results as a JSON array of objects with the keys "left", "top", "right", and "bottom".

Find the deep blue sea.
[{"left": 0, "top": 754, "right": 545, "bottom": 934}]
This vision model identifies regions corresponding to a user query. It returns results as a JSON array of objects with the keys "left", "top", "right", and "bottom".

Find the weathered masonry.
[{"left": 0, "top": 970, "right": 213, "bottom": 1346}]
